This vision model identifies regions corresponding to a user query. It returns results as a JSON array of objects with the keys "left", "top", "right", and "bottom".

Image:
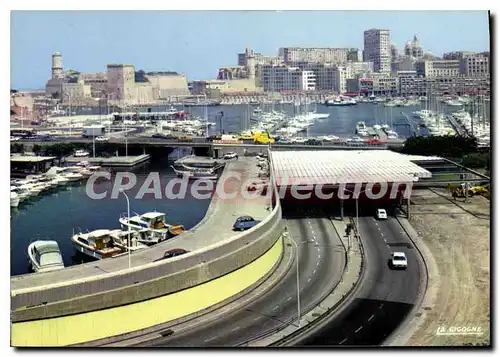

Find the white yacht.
[
  {"left": 28, "top": 240, "right": 65, "bottom": 273},
  {"left": 11, "top": 186, "right": 31, "bottom": 202},
  {"left": 355, "top": 121, "right": 367, "bottom": 135},
  {"left": 119, "top": 212, "right": 185, "bottom": 245}
]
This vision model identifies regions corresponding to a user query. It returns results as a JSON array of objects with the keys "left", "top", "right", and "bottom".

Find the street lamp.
[
  {"left": 284, "top": 234, "right": 301, "bottom": 328},
  {"left": 119, "top": 188, "right": 131, "bottom": 269},
  {"left": 342, "top": 187, "right": 372, "bottom": 252}
]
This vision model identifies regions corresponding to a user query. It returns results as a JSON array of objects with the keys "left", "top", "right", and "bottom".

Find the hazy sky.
[{"left": 11, "top": 10, "right": 490, "bottom": 89}]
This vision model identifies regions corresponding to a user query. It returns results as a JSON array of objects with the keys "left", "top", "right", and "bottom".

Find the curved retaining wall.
[
  {"left": 12, "top": 182, "right": 284, "bottom": 322},
  {"left": 11, "top": 236, "right": 284, "bottom": 347}
]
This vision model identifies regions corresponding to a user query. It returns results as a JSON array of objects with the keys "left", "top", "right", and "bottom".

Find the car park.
[
  {"left": 390, "top": 252, "right": 408, "bottom": 270},
  {"left": 233, "top": 216, "right": 261, "bottom": 231}
]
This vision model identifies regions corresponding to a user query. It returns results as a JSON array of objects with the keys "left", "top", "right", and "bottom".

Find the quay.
[{"left": 64, "top": 154, "right": 151, "bottom": 166}]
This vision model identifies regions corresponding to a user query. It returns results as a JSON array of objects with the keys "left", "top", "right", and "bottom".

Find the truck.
[{"left": 82, "top": 125, "right": 106, "bottom": 138}]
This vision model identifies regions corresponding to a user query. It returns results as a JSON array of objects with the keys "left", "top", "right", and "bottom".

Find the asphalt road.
[
  {"left": 297, "top": 216, "right": 422, "bottom": 346},
  {"left": 138, "top": 214, "right": 346, "bottom": 347}
]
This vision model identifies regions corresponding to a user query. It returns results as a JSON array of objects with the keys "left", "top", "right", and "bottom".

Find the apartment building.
[
  {"left": 459, "top": 54, "right": 490, "bottom": 77},
  {"left": 363, "top": 29, "right": 391, "bottom": 73},
  {"left": 415, "top": 60, "right": 460, "bottom": 77},
  {"left": 280, "top": 47, "right": 350, "bottom": 65},
  {"left": 259, "top": 65, "right": 316, "bottom": 92}
]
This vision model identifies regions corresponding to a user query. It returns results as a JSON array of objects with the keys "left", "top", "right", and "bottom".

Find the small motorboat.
[
  {"left": 72, "top": 229, "right": 127, "bottom": 260},
  {"left": 28, "top": 240, "right": 65, "bottom": 273}
]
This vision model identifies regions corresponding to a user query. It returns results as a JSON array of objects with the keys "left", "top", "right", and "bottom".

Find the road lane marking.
[
  {"left": 368, "top": 314, "right": 374, "bottom": 322},
  {"left": 231, "top": 326, "right": 241, "bottom": 332},
  {"left": 339, "top": 338, "right": 348, "bottom": 344},
  {"left": 253, "top": 317, "right": 261, "bottom": 321},
  {"left": 307, "top": 278, "right": 311, "bottom": 282},
  {"left": 313, "top": 269, "right": 316, "bottom": 274},
  {"left": 379, "top": 303, "right": 384, "bottom": 309},
  {"left": 316, "top": 261, "right": 320, "bottom": 266},
  {"left": 272, "top": 306, "right": 279, "bottom": 311},
  {"left": 286, "top": 297, "right": 292, "bottom": 302},
  {"left": 204, "top": 336, "right": 217, "bottom": 342},
  {"left": 355, "top": 326, "right": 363, "bottom": 333}
]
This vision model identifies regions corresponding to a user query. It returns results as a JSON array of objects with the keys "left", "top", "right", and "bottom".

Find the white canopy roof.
[{"left": 270, "top": 150, "right": 435, "bottom": 186}]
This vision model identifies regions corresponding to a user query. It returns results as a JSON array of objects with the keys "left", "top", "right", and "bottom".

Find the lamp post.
[
  {"left": 284, "top": 235, "right": 301, "bottom": 328},
  {"left": 342, "top": 187, "right": 372, "bottom": 253},
  {"left": 119, "top": 188, "right": 131, "bottom": 269},
  {"left": 65, "top": 92, "right": 72, "bottom": 137}
]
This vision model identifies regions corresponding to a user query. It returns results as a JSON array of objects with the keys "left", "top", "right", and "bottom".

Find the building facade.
[
  {"left": 459, "top": 54, "right": 490, "bottom": 77},
  {"left": 347, "top": 49, "right": 363, "bottom": 62},
  {"left": 363, "top": 29, "right": 391, "bottom": 73},
  {"left": 280, "top": 47, "right": 350, "bottom": 65},
  {"left": 259, "top": 65, "right": 317, "bottom": 92},
  {"left": 415, "top": 60, "right": 460, "bottom": 77}
]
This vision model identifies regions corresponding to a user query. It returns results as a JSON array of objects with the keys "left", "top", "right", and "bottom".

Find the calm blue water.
[{"left": 11, "top": 160, "right": 211, "bottom": 276}]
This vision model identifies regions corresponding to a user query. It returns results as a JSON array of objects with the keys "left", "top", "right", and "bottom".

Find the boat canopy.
[{"left": 141, "top": 212, "right": 165, "bottom": 220}]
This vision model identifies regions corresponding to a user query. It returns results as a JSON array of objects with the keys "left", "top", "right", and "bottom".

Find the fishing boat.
[
  {"left": 28, "top": 240, "right": 65, "bottom": 273},
  {"left": 119, "top": 211, "right": 185, "bottom": 244}
]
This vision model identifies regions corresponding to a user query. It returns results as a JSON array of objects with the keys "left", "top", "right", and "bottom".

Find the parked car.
[
  {"left": 233, "top": 216, "right": 261, "bottom": 231},
  {"left": 41, "top": 135, "right": 56, "bottom": 142},
  {"left": 305, "top": 138, "right": 323, "bottom": 146},
  {"left": 390, "top": 252, "right": 408, "bottom": 270},
  {"left": 223, "top": 152, "right": 238, "bottom": 160},
  {"left": 95, "top": 136, "right": 109, "bottom": 142},
  {"left": 376, "top": 208, "right": 388, "bottom": 220},
  {"left": 154, "top": 248, "right": 189, "bottom": 262}
]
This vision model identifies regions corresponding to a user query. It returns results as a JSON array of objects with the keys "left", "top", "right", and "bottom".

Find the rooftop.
[
  {"left": 10, "top": 156, "right": 57, "bottom": 163},
  {"left": 270, "top": 150, "right": 437, "bottom": 186}
]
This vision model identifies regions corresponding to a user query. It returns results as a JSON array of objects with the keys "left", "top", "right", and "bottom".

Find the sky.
[{"left": 10, "top": 10, "right": 490, "bottom": 90}]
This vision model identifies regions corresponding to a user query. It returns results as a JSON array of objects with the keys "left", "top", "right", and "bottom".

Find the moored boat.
[{"left": 119, "top": 211, "right": 185, "bottom": 244}]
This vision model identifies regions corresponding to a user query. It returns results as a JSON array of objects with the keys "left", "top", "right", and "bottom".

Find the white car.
[
  {"left": 223, "top": 152, "right": 238, "bottom": 160},
  {"left": 95, "top": 136, "right": 109, "bottom": 142},
  {"left": 10, "top": 136, "right": 20, "bottom": 142},
  {"left": 376, "top": 208, "right": 388, "bottom": 220},
  {"left": 390, "top": 252, "right": 408, "bottom": 269}
]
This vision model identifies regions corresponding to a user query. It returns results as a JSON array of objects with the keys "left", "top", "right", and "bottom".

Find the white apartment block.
[
  {"left": 300, "top": 71, "right": 316, "bottom": 91},
  {"left": 415, "top": 60, "right": 460, "bottom": 77},
  {"left": 363, "top": 29, "right": 391, "bottom": 73},
  {"left": 281, "top": 47, "right": 350, "bottom": 65},
  {"left": 347, "top": 61, "right": 374, "bottom": 75},
  {"left": 333, "top": 66, "right": 353, "bottom": 94},
  {"left": 259, "top": 65, "right": 316, "bottom": 92}
]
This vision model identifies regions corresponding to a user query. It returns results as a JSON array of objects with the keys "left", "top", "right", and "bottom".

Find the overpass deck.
[{"left": 11, "top": 158, "right": 270, "bottom": 295}]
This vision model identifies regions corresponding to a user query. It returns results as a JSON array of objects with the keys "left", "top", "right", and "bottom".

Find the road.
[
  {"left": 136, "top": 214, "right": 346, "bottom": 346},
  {"left": 296, "top": 216, "right": 422, "bottom": 346}
]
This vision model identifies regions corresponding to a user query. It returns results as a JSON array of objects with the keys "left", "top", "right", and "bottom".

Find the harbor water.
[{"left": 11, "top": 160, "right": 211, "bottom": 276}]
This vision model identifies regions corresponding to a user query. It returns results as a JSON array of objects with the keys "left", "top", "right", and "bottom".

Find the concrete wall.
[{"left": 11, "top": 189, "right": 284, "bottom": 321}]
